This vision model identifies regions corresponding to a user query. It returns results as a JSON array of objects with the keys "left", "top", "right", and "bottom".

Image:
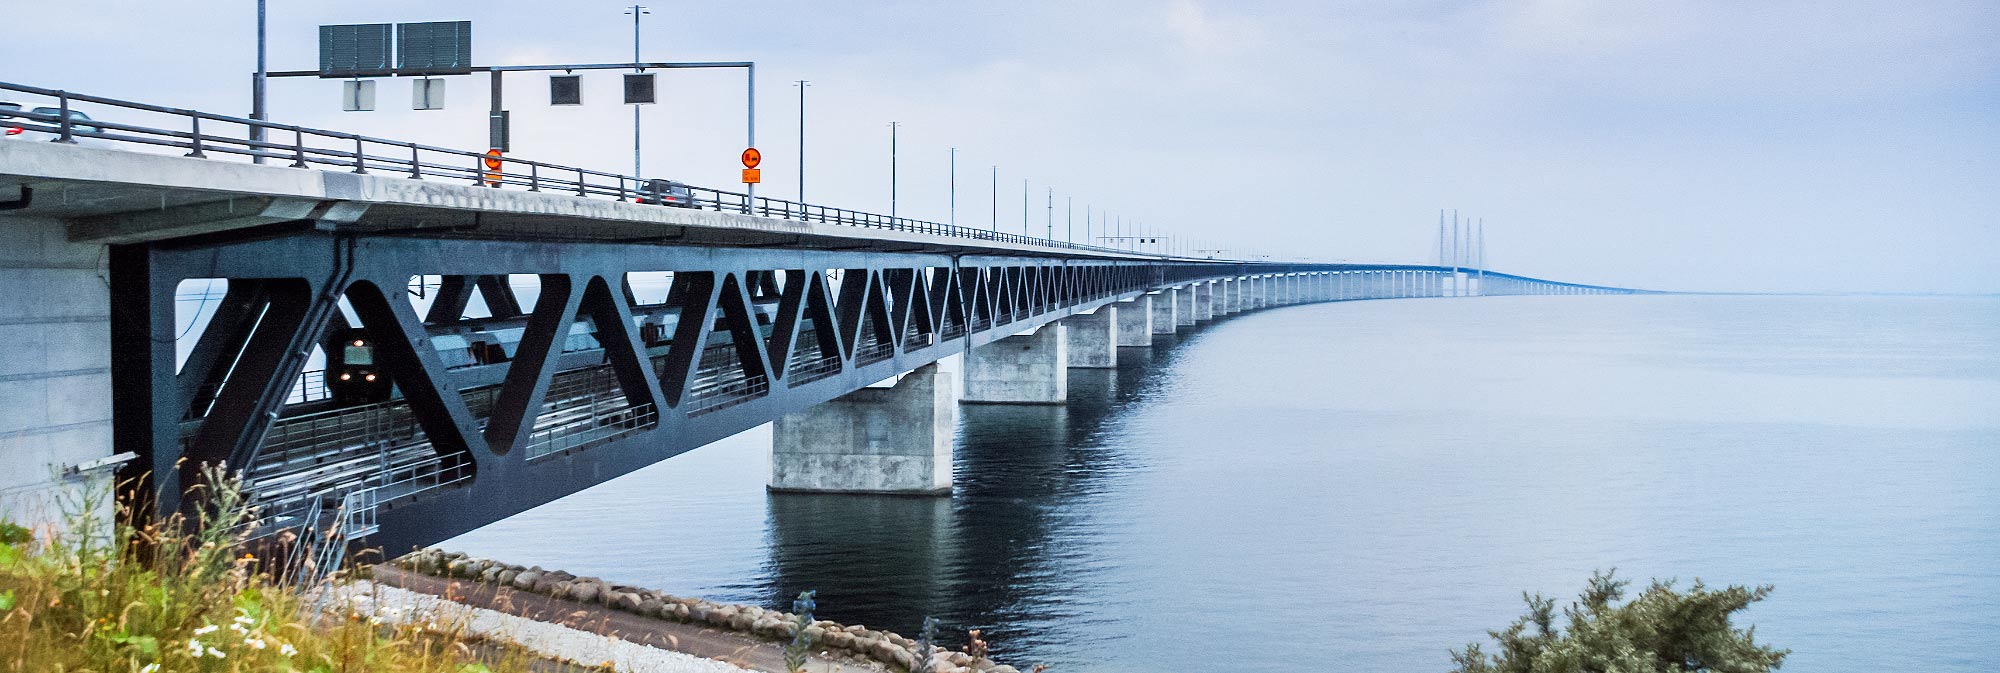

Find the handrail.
[{"left": 0, "top": 80, "right": 1187, "bottom": 259}]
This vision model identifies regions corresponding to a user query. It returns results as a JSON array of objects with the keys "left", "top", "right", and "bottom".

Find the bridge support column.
[
  {"left": 0, "top": 212, "right": 114, "bottom": 529},
  {"left": 1222, "top": 278, "right": 1242, "bottom": 313},
  {"left": 1194, "top": 282, "right": 1214, "bottom": 321},
  {"left": 1116, "top": 296, "right": 1153, "bottom": 347},
  {"left": 770, "top": 361, "right": 956, "bottom": 495},
  {"left": 1149, "top": 290, "right": 1178, "bottom": 334},
  {"left": 1062, "top": 307, "right": 1117, "bottom": 369},
  {"left": 964, "top": 322, "right": 1067, "bottom": 403},
  {"left": 1174, "top": 286, "right": 1196, "bottom": 327}
]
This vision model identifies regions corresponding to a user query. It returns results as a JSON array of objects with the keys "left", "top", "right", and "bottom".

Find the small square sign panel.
[
  {"left": 623, "top": 73, "right": 656, "bottom": 105},
  {"left": 341, "top": 80, "right": 376, "bottom": 112},
  {"left": 413, "top": 78, "right": 446, "bottom": 110},
  {"left": 550, "top": 75, "right": 582, "bottom": 106}
]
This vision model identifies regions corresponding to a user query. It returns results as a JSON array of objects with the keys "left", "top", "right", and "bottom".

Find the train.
[{"left": 325, "top": 298, "right": 799, "bottom": 404}]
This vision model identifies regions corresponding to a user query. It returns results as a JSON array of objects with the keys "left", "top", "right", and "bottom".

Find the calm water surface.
[{"left": 449, "top": 295, "right": 2000, "bottom": 672}]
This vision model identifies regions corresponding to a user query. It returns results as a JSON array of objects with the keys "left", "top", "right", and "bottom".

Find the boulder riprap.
[{"left": 390, "top": 547, "right": 1032, "bottom": 673}]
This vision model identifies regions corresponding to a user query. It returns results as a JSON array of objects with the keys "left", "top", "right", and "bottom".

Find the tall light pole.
[
  {"left": 989, "top": 166, "right": 997, "bottom": 232},
  {"left": 948, "top": 148, "right": 957, "bottom": 226},
  {"left": 625, "top": 5, "right": 650, "bottom": 177},
  {"left": 252, "top": 0, "right": 267, "bottom": 163},
  {"left": 1046, "top": 187, "right": 1053, "bottom": 240},
  {"left": 888, "top": 121, "right": 900, "bottom": 218},
  {"left": 1066, "top": 196, "right": 1073, "bottom": 243},
  {"left": 794, "top": 80, "right": 809, "bottom": 203},
  {"left": 1021, "top": 178, "right": 1029, "bottom": 235}
]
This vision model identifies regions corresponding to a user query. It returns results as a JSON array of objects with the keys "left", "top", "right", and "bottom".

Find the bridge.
[{"left": 0, "top": 82, "right": 1639, "bottom": 557}]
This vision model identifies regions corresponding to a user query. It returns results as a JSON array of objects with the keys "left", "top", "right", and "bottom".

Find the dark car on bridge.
[{"left": 638, "top": 179, "right": 697, "bottom": 208}]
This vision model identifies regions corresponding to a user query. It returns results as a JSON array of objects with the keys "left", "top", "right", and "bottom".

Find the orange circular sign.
[
  {"left": 483, "top": 148, "right": 504, "bottom": 171},
  {"left": 741, "top": 147, "right": 762, "bottom": 169}
]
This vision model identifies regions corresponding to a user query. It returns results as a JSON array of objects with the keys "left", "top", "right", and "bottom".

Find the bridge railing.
[{"left": 0, "top": 81, "right": 1160, "bottom": 257}]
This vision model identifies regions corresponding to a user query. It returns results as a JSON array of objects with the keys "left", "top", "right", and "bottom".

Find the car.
[
  {"left": 0, "top": 102, "right": 22, "bottom": 139},
  {"left": 638, "top": 179, "right": 698, "bottom": 208},
  {"left": 1, "top": 103, "right": 102, "bottom": 143}
]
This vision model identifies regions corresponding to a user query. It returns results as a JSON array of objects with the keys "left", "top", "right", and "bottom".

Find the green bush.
[{"left": 1452, "top": 570, "right": 1789, "bottom": 673}]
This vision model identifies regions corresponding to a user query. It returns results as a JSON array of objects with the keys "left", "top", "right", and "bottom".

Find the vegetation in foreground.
[
  {"left": 0, "top": 469, "right": 545, "bottom": 673},
  {"left": 1451, "top": 570, "right": 1789, "bottom": 673}
]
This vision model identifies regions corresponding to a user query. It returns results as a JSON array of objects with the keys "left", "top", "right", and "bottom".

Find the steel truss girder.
[{"left": 114, "top": 231, "right": 1359, "bottom": 554}]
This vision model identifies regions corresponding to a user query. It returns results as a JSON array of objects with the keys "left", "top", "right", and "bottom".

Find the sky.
[{"left": 4, "top": 1, "right": 1996, "bottom": 293}]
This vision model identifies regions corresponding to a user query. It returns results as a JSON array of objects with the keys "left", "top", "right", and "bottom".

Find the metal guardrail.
[
  {"left": 525, "top": 402, "right": 657, "bottom": 460},
  {"left": 0, "top": 80, "right": 1164, "bottom": 257}
]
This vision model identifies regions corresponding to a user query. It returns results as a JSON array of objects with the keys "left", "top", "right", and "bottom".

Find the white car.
[{"left": 1, "top": 101, "right": 102, "bottom": 143}]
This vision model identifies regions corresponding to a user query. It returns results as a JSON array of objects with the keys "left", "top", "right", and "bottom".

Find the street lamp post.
[
  {"left": 888, "top": 121, "right": 899, "bottom": 218},
  {"left": 795, "top": 80, "right": 809, "bottom": 205},
  {"left": 989, "top": 166, "right": 997, "bottom": 232},
  {"left": 625, "top": 5, "right": 650, "bottom": 177},
  {"left": 948, "top": 147, "right": 956, "bottom": 226},
  {"left": 252, "top": 0, "right": 267, "bottom": 163}
]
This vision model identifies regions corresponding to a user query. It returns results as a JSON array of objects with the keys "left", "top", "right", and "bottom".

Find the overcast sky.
[{"left": 5, "top": 1, "right": 1996, "bottom": 293}]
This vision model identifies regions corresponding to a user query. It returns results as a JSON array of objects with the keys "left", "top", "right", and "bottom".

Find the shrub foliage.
[
  {"left": 0, "top": 467, "right": 539, "bottom": 673},
  {"left": 1451, "top": 570, "right": 1789, "bottom": 673}
]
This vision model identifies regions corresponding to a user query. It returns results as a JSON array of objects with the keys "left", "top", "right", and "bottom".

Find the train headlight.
[
  {"left": 363, "top": 374, "right": 377, "bottom": 382},
  {"left": 352, "top": 339, "right": 366, "bottom": 347},
  {"left": 338, "top": 373, "right": 352, "bottom": 381}
]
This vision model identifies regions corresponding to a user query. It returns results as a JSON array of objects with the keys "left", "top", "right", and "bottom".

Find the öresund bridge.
[{"left": 0, "top": 82, "right": 1638, "bottom": 557}]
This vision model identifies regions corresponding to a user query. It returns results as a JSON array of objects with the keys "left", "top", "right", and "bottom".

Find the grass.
[{"left": 0, "top": 466, "right": 546, "bottom": 673}]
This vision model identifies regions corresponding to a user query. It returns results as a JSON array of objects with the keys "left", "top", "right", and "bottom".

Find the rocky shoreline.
[{"left": 390, "top": 549, "right": 1029, "bottom": 673}]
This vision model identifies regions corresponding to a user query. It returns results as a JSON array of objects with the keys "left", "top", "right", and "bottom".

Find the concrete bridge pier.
[
  {"left": 1116, "top": 296, "right": 1154, "bottom": 347},
  {"left": 1150, "top": 290, "right": 1178, "bottom": 334},
  {"left": 770, "top": 361, "right": 957, "bottom": 495},
  {"left": 1062, "top": 307, "right": 1118, "bottom": 369},
  {"left": 964, "top": 322, "right": 1068, "bottom": 403},
  {"left": 1213, "top": 279, "right": 1234, "bottom": 315},
  {"left": 1194, "top": 282, "right": 1214, "bottom": 321},
  {"left": 0, "top": 212, "right": 115, "bottom": 527},
  {"left": 1175, "top": 285, "right": 1197, "bottom": 327}
]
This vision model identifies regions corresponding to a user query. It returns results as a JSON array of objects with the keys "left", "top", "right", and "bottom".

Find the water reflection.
[{"left": 758, "top": 342, "right": 1169, "bottom": 650}]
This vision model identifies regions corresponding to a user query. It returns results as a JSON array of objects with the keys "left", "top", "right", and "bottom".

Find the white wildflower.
[
  {"left": 186, "top": 640, "right": 205, "bottom": 656},
  {"left": 206, "top": 647, "right": 226, "bottom": 659},
  {"left": 280, "top": 643, "right": 299, "bottom": 656},
  {"left": 246, "top": 637, "right": 267, "bottom": 650},
  {"left": 139, "top": 664, "right": 160, "bottom": 673},
  {"left": 192, "top": 625, "right": 219, "bottom": 636}
]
